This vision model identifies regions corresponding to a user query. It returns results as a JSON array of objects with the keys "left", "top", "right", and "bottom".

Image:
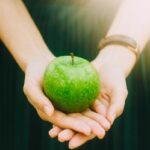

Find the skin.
[
  {"left": 49, "top": 46, "right": 134, "bottom": 149},
  {"left": 0, "top": 0, "right": 110, "bottom": 138},
  {"left": 0, "top": 0, "right": 150, "bottom": 149},
  {"left": 49, "top": 0, "right": 150, "bottom": 149}
]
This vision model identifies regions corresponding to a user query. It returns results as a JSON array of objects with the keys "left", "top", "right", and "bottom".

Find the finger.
[
  {"left": 58, "top": 129, "right": 75, "bottom": 142},
  {"left": 52, "top": 111, "right": 92, "bottom": 136},
  {"left": 100, "top": 89, "right": 111, "bottom": 101},
  {"left": 23, "top": 82, "right": 54, "bottom": 117},
  {"left": 36, "top": 109, "right": 49, "bottom": 121},
  {"left": 70, "top": 114, "right": 105, "bottom": 139},
  {"left": 91, "top": 99, "right": 108, "bottom": 117},
  {"left": 69, "top": 133, "right": 95, "bottom": 149},
  {"left": 49, "top": 126, "right": 62, "bottom": 138},
  {"left": 38, "top": 110, "right": 91, "bottom": 136},
  {"left": 82, "top": 109, "right": 111, "bottom": 131},
  {"left": 24, "top": 82, "right": 90, "bottom": 136},
  {"left": 107, "top": 88, "right": 128, "bottom": 124}
]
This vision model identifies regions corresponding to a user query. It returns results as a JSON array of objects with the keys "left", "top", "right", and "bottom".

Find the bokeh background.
[{"left": 0, "top": 0, "right": 150, "bottom": 149}]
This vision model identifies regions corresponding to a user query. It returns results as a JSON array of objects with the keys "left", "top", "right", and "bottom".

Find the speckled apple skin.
[{"left": 43, "top": 56, "right": 100, "bottom": 113}]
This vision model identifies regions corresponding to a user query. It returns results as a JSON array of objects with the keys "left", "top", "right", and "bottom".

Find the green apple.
[{"left": 43, "top": 55, "right": 100, "bottom": 113}]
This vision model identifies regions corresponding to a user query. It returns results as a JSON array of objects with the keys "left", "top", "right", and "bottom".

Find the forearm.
[
  {"left": 96, "top": 0, "right": 150, "bottom": 76},
  {"left": 0, "top": 0, "right": 54, "bottom": 71},
  {"left": 107, "top": 0, "right": 150, "bottom": 50}
]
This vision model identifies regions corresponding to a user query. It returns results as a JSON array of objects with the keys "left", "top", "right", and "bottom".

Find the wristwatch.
[{"left": 98, "top": 34, "right": 140, "bottom": 60}]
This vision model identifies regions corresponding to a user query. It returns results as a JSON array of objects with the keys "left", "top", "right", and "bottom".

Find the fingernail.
[
  {"left": 44, "top": 106, "right": 52, "bottom": 116},
  {"left": 69, "top": 143, "right": 76, "bottom": 150},
  {"left": 58, "top": 136, "right": 65, "bottom": 143},
  {"left": 48, "top": 130, "right": 56, "bottom": 138}
]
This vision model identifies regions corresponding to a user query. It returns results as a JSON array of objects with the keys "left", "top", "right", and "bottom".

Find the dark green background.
[{"left": 0, "top": 0, "right": 150, "bottom": 150}]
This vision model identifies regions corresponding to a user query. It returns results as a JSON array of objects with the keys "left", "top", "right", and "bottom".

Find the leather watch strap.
[{"left": 98, "top": 34, "right": 140, "bottom": 59}]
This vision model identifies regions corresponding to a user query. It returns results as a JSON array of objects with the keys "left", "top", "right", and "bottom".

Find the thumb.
[
  {"left": 23, "top": 82, "right": 54, "bottom": 117},
  {"left": 107, "top": 88, "right": 128, "bottom": 125}
]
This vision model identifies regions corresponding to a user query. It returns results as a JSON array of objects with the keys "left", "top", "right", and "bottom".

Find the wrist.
[
  {"left": 23, "top": 50, "right": 55, "bottom": 72},
  {"left": 94, "top": 45, "right": 136, "bottom": 77}
]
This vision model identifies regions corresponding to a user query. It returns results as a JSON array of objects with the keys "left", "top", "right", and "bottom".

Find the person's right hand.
[
  {"left": 23, "top": 55, "right": 109, "bottom": 136},
  {"left": 48, "top": 45, "right": 136, "bottom": 149},
  {"left": 48, "top": 58, "right": 128, "bottom": 149}
]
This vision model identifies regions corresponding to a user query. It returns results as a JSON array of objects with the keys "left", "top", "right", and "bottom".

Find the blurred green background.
[{"left": 0, "top": 0, "right": 150, "bottom": 149}]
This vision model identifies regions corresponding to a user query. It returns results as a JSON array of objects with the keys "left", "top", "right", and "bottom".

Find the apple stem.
[{"left": 70, "top": 52, "right": 74, "bottom": 65}]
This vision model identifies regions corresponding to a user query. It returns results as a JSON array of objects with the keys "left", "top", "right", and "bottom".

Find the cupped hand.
[
  {"left": 49, "top": 48, "right": 130, "bottom": 149},
  {"left": 23, "top": 55, "right": 110, "bottom": 136}
]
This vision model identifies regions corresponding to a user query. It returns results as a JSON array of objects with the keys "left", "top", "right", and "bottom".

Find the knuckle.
[
  {"left": 23, "top": 83, "right": 31, "bottom": 96},
  {"left": 72, "top": 120, "right": 84, "bottom": 129},
  {"left": 90, "top": 120, "right": 100, "bottom": 129},
  {"left": 117, "top": 105, "right": 124, "bottom": 117},
  {"left": 91, "top": 121, "right": 97, "bottom": 127},
  {"left": 23, "top": 84, "right": 28, "bottom": 94},
  {"left": 37, "top": 110, "right": 47, "bottom": 121}
]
